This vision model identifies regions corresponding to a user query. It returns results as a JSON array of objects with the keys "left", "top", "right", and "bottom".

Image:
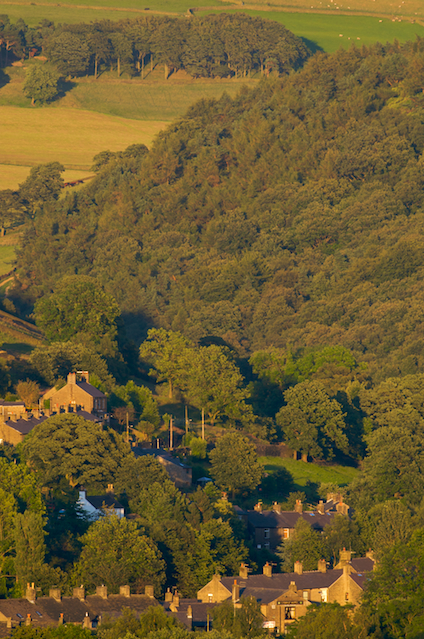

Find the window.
[
  {"left": 264, "top": 528, "right": 270, "bottom": 539},
  {"left": 320, "top": 589, "right": 328, "bottom": 603},
  {"left": 283, "top": 528, "right": 289, "bottom": 539},
  {"left": 264, "top": 542, "right": 270, "bottom": 549},
  {"left": 302, "top": 591, "right": 308, "bottom": 600},
  {"left": 285, "top": 607, "right": 295, "bottom": 620}
]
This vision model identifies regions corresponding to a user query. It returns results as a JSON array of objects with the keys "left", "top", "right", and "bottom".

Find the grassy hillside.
[
  {"left": 258, "top": 456, "right": 359, "bottom": 489},
  {"left": 198, "top": 9, "right": 424, "bottom": 51}
]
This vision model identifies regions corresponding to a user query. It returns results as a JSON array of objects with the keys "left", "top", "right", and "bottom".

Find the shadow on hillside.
[
  {"left": 55, "top": 77, "right": 77, "bottom": 101},
  {"left": 302, "top": 37, "right": 324, "bottom": 55},
  {"left": 0, "top": 69, "right": 9, "bottom": 90}
]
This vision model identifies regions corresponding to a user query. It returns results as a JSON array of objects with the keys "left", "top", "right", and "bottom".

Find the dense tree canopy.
[{"left": 209, "top": 432, "right": 263, "bottom": 497}]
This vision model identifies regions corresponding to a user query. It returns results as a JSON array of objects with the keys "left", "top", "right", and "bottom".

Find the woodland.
[{"left": 1, "top": 11, "right": 424, "bottom": 639}]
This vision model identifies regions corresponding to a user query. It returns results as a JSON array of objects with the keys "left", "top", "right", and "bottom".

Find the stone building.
[{"left": 42, "top": 372, "right": 107, "bottom": 418}]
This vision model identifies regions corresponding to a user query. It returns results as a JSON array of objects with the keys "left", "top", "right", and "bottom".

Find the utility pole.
[
  {"left": 185, "top": 404, "right": 189, "bottom": 436},
  {"left": 126, "top": 411, "right": 129, "bottom": 444},
  {"left": 170, "top": 415, "right": 173, "bottom": 450},
  {"left": 201, "top": 408, "right": 205, "bottom": 440}
]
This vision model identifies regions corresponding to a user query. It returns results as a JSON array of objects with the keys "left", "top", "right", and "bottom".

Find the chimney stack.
[
  {"left": 254, "top": 501, "right": 263, "bottom": 513},
  {"left": 187, "top": 605, "right": 193, "bottom": 619},
  {"left": 26, "top": 583, "right": 36, "bottom": 603},
  {"left": 272, "top": 502, "right": 281, "bottom": 514},
  {"left": 339, "top": 548, "right": 352, "bottom": 566},
  {"left": 96, "top": 585, "right": 108, "bottom": 599},
  {"left": 145, "top": 585, "right": 154, "bottom": 598},
  {"left": 294, "top": 561, "right": 303, "bottom": 575},
  {"left": 165, "top": 588, "right": 172, "bottom": 602},
  {"left": 232, "top": 580, "right": 239, "bottom": 603},
  {"left": 294, "top": 500, "right": 303, "bottom": 514},
  {"left": 120, "top": 585, "right": 131, "bottom": 598},
  {"left": 58, "top": 613, "right": 64, "bottom": 626},
  {"left": 67, "top": 373, "right": 76, "bottom": 385},
  {"left": 239, "top": 563, "right": 249, "bottom": 579},
  {"left": 106, "top": 484, "right": 114, "bottom": 494},
  {"left": 25, "top": 614, "right": 31, "bottom": 626},
  {"left": 318, "top": 559, "right": 327, "bottom": 573},
  {"left": 317, "top": 500, "right": 325, "bottom": 514},
  {"left": 49, "top": 588, "right": 61, "bottom": 602},
  {"left": 289, "top": 581, "right": 297, "bottom": 591},
  {"left": 73, "top": 586, "right": 85, "bottom": 601},
  {"left": 263, "top": 562, "right": 272, "bottom": 578},
  {"left": 83, "top": 613, "right": 91, "bottom": 629}
]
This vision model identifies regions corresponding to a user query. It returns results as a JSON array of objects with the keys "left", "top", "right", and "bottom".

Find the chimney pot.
[
  {"left": 26, "top": 614, "right": 31, "bottom": 626},
  {"left": 254, "top": 501, "right": 263, "bottom": 512},
  {"left": 26, "top": 584, "right": 36, "bottom": 603},
  {"left": 232, "top": 580, "right": 240, "bottom": 603}
]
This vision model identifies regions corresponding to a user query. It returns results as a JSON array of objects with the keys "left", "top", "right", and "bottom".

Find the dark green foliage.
[
  {"left": 74, "top": 516, "right": 166, "bottom": 595},
  {"left": 97, "top": 607, "right": 179, "bottom": 639},
  {"left": 21, "top": 413, "right": 131, "bottom": 491},
  {"left": 277, "top": 518, "right": 326, "bottom": 572},
  {"left": 286, "top": 603, "right": 358, "bottom": 639},
  {"left": 212, "top": 597, "right": 265, "bottom": 639},
  {"left": 23, "top": 64, "right": 60, "bottom": 105},
  {"left": 209, "top": 432, "right": 263, "bottom": 497}
]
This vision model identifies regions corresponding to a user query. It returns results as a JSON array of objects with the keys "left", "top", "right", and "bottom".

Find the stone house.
[
  {"left": 42, "top": 372, "right": 107, "bottom": 418},
  {"left": 195, "top": 553, "right": 374, "bottom": 634},
  {"left": 235, "top": 496, "right": 350, "bottom": 551}
]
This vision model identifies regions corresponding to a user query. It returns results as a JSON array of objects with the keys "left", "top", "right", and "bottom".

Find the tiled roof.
[
  {"left": 162, "top": 600, "right": 216, "bottom": 629},
  {"left": 350, "top": 558, "right": 374, "bottom": 573},
  {"left": 0, "top": 401, "right": 25, "bottom": 407}
]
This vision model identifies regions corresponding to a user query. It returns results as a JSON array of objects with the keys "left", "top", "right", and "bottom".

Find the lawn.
[
  {"left": 258, "top": 455, "right": 359, "bottom": 488},
  {"left": 0, "top": 246, "right": 16, "bottom": 277},
  {"left": 240, "top": 0, "right": 424, "bottom": 19}
]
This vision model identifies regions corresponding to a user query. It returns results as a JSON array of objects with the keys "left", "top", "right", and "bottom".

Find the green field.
[
  {"left": 198, "top": 9, "right": 424, "bottom": 51},
  {"left": 258, "top": 456, "right": 359, "bottom": 488},
  {"left": 0, "top": 69, "right": 256, "bottom": 189}
]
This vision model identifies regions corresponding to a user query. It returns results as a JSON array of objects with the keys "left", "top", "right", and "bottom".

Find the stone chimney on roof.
[
  {"left": 336, "top": 501, "right": 349, "bottom": 516},
  {"left": 49, "top": 588, "right": 61, "bottom": 602},
  {"left": 58, "top": 613, "right": 64, "bottom": 626},
  {"left": 73, "top": 586, "right": 85, "bottom": 601},
  {"left": 78, "top": 371, "right": 89, "bottom": 383},
  {"left": 187, "top": 605, "right": 193, "bottom": 619},
  {"left": 239, "top": 563, "right": 249, "bottom": 579},
  {"left": 294, "top": 500, "right": 303, "bottom": 514},
  {"left": 263, "top": 562, "right": 272, "bottom": 578},
  {"left": 318, "top": 559, "right": 327, "bottom": 573},
  {"left": 170, "top": 591, "right": 180, "bottom": 612},
  {"left": 120, "top": 585, "right": 131, "bottom": 598},
  {"left": 145, "top": 585, "right": 154, "bottom": 598},
  {"left": 294, "top": 561, "right": 303, "bottom": 575},
  {"left": 165, "top": 588, "right": 173, "bottom": 602},
  {"left": 254, "top": 501, "right": 263, "bottom": 512},
  {"left": 26, "top": 583, "right": 36, "bottom": 603},
  {"left": 232, "top": 580, "right": 239, "bottom": 603},
  {"left": 68, "top": 373, "right": 76, "bottom": 385},
  {"left": 106, "top": 484, "right": 114, "bottom": 494},
  {"left": 96, "top": 585, "right": 108, "bottom": 599},
  {"left": 26, "top": 614, "right": 31, "bottom": 626},
  {"left": 272, "top": 502, "right": 281, "bottom": 514},
  {"left": 289, "top": 581, "right": 297, "bottom": 592},
  {"left": 317, "top": 500, "right": 325, "bottom": 514},
  {"left": 366, "top": 550, "right": 375, "bottom": 563},
  {"left": 339, "top": 548, "right": 352, "bottom": 565},
  {"left": 83, "top": 613, "right": 91, "bottom": 629}
]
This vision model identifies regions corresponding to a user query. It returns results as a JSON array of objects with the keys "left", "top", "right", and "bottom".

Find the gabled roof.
[
  {"left": 220, "top": 570, "right": 343, "bottom": 596},
  {"left": 246, "top": 510, "right": 336, "bottom": 530},
  {"left": 75, "top": 382, "right": 105, "bottom": 398},
  {"left": 85, "top": 494, "right": 124, "bottom": 510},
  {"left": 3, "top": 415, "right": 49, "bottom": 435}
]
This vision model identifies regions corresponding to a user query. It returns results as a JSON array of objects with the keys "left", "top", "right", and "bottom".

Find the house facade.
[{"left": 42, "top": 372, "right": 107, "bottom": 418}]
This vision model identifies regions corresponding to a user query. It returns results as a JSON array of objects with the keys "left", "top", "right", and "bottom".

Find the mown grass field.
[
  {"left": 0, "top": 67, "right": 255, "bottom": 189},
  {"left": 198, "top": 9, "right": 424, "bottom": 51},
  {"left": 242, "top": 0, "right": 424, "bottom": 18},
  {"left": 258, "top": 456, "right": 359, "bottom": 488}
]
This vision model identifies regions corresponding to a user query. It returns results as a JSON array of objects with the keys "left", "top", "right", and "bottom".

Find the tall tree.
[
  {"left": 23, "top": 64, "right": 60, "bottom": 105},
  {"left": 209, "top": 432, "right": 263, "bottom": 498},
  {"left": 74, "top": 516, "right": 165, "bottom": 595}
]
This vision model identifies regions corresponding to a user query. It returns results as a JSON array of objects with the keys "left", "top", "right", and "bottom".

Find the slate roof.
[
  {"left": 0, "top": 594, "right": 153, "bottom": 631},
  {"left": 76, "top": 382, "right": 106, "bottom": 398},
  {"left": 350, "top": 558, "right": 374, "bottom": 573},
  {"left": 220, "top": 571, "right": 343, "bottom": 597},
  {"left": 3, "top": 415, "right": 49, "bottom": 435},
  {"left": 246, "top": 510, "right": 336, "bottom": 530},
  {"left": 85, "top": 494, "right": 124, "bottom": 510},
  {"left": 162, "top": 599, "right": 216, "bottom": 630},
  {"left": 0, "top": 401, "right": 25, "bottom": 407}
]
